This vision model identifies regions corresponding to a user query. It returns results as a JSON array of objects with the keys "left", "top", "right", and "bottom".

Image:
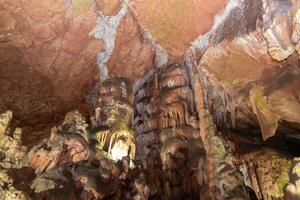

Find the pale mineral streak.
[{"left": 90, "top": 0, "right": 128, "bottom": 81}]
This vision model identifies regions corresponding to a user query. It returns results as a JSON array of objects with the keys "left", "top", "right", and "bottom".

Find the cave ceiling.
[
  {"left": 1, "top": 0, "right": 300, "bottom": 199},
  {"left": 0, "top": 0, "right": 300, "bottom": 140}
]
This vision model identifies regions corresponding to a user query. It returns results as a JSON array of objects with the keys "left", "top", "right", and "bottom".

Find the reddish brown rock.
[
  {"left": 0, "top": 0, "right": 100, "bottom": 135},
  {"left": 28, "top": 128, "right": 94, "bottom": 174},
  {"left": 130, "top": 0, "right": 227, "bottom": 59},
  {"left": 238, "top": 148, "right": 292, "bottom": 199},
  {"left": 106, "top": 12, "right": 155, "bottom": 81},
  {"left": 195, "top": 31, "right": 300, "bottom": 139},
  {"left": 28, "top": 111, "right": 96, "bottom": 173},
  {"left": 95, "top": 0, "right": 121, "bottom": 16}
]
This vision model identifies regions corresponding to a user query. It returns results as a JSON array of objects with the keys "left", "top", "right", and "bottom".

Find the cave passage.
[{"left": 1, "top": 0, "right": 300, "bottom": 200}]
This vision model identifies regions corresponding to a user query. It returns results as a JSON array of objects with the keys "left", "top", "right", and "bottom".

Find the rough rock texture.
[
  {"left": 192, "top": 77, "right": 249, "bottom": 199},
  {"left": 30, "top": 160, "right": 122, "bottom": 200},
  {"left": 237, "top": 148, "right": 292, "bottom": 199},
  {"left": 1, "top": 0, "right": 300, "bottom": 199},
  {"left": 0, "top": 93, "right": 145, "bottom": 199},
  {"left": 185, "top": 0, "right": 300, "bottom": 140},
  {"left": 0, "top": 111, "right": 27, "bottom": 169},
  {"left": 0, "top": 170, "right": 31, "bottom": 200},
  {"left": 285, "top": 157, "right": 300, "bottom": 199},
  {"left": 0, "top": 0, "right": 100, "bottom": 138},
  {"left": 0, "top": 0, "right": 299, "bottom": 142},
  {"left": 106, "top": 11, "right": 155, "bottom": 80},
  {"left": 133, "top": 64, "right": 206, "bottom": 199},
  {"left": 0, "top": 111, "right": 30, "bottom": 199},
  {"left": 28, "top": 110, "right": 96, "bottom": 174},
  {"left": 0, "top": 110, "right": 12, "bottom": 135},
  {"left": 95, "top": 0, "right": 121, "bottom": 16},
  {"left": 91, "top": 77, "right": 136, "bottom": 162},
  {"left": 130, "top": 0, "right": 227, "bottom": 60}
]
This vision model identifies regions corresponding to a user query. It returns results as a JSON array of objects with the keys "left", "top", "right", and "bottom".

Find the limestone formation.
[
  {"left": 28, "top": 111, "right": 96, "bottom": 174},
  {"left": 134, "top": 64, "right": 206, "bottom": 199},
  {"left": 91, "top": 77, "right": 136, "bottom": 163},
  {"left": 293, "top": 9, "right": 300, "bottom": 54},
  {"left": 285, "top": 157, "right": 300, "bottom": 200},
  {"left": 0, "top": 111, "right": 27, "bottom": 169},
  {"left": 238, "top": 148, "right": 292, "bottom": 200},
  {"left": 1, "top": 0, "right": 300, "bottom": 199},
  {"left": 0, "top": 170, "right": 31, "bottom": 200},
  {"left": 0, "top": 111, "right": 29, "bottom": 200},
  {"left": 0, "top": 111, "right": 12, "bottom": 135}
]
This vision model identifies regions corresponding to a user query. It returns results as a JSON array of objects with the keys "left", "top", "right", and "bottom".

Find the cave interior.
[{"left": 0, "top": 0, "right": 300, "bottom": 199}]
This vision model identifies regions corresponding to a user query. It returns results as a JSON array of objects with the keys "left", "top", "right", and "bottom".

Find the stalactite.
[{"left": 133, "top": 63, "right": 204, "bottom": 199}]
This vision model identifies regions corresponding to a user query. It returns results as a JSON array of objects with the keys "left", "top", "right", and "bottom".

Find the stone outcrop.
[
  {"left": 1, "top": 0, "right": 299, "bottom": 144},
  {"left": 130, "top": 0, "right": 227, "bottom": 60},
  {"left": 0, "top": 170, "right": 31, "bottom": 200},
  {"left": 90, "top": 77, "right": 136, "bottom": 162},
  {"left": 0, "top": 111, "right": 27, "bottom": 169},
  {"left": 237, "top": 148, "right": 291, "bottom": 200},
  {"left": 0, "top": 110, "right": 12, "bottom": 135},
  {"left": 1, "top": 0, "right": 300, "bottom": 199},
  {"left": 185, "top": 0, "right": 300, "bottom": 141},
  {"left": 0, "top": 0, "right": 100, "bottom": 134},
  {"left": 0, "top": 111, "right": 29, "bottom": 199},
  {"left": 28, "top": 110, "right": 96, "bottom": 174},
  {"left": 133, "top": 64, "right": 206, "bottom": 199},
  {"left": 285, "top": 157, "right": 300, "bottom": 199}
]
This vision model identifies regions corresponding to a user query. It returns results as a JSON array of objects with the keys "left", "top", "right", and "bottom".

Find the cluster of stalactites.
[{"left": 90, "top": 77, "right": 136, "bottom": 163}]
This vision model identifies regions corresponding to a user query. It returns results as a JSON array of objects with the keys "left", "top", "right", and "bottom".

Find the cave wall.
[
  {"left": 1, "top": 0, "right": 300, "bottom": 199},
  {"left": 133, "top": 64, "right": 201, "bottom": 164},
  {"left": 185, "top": 0, "right": 300, "bottom": 140},
  {"left": 133, "top": 64, "right": 205, "bottom": 198},
  {"left": 1, "top": 0, "right": 299, "bottom": 144}
]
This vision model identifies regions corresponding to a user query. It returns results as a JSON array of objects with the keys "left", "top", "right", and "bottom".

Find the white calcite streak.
[
  {"left": 261, "top": 0, "right": 295, "bottom": 61},
  {"left": 142, "top": 30, "right": 169, "bottom": 69},
  {"left": 188, "top": 0, "right": 241, "bottom": 54},
  {"left": 124, "top": 1, "right": 169, "bottom": 69},
  {"left": 89, "top": 1, "right": 128, "bottom": 81}
]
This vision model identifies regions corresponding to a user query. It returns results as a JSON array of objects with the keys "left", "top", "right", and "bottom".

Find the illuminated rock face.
[
  {"left": 0, "top": 111, "right": 30, "bottom": 199},
  {"left": 185, "top": 0, "right": 300, "bottom": 141},
  {"left": 27, "top": 110, "right": 95, "bottom": 174},
  {"left": 1, "top": 0, "right": 300, "bottom": 199},
  {"left": 1, "top": 0, "right": 299, "bottom": 147},
  {"left": 0, "top": 111, "right": 27, "bottom": 169},
  {"left": 285, "top": 157, "right": 300, "bottom": 199},
  {"left": 91, "top": 78, "right": 136, "bottom": 162}
]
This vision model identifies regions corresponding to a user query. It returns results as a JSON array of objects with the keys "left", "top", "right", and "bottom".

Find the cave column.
[{"left": 187, "top": 60, "right": 249, "bottom": 199}]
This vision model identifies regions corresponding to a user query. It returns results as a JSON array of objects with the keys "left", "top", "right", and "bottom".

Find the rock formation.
[
  {"left": 285, "top": 157, "right": 300, "bottom": 199},
  {"left": 27, "top": 110, "right": 96, "bottom": 174},
  {"left": 133, "top": 64, "right": 206, "bottom": 199},
  {"left": 0, "top": 111, "right": 27, "bottom": 169},
  {"left": 1, "top": 0, "right": 300, "bottom": 199},
  {"left": 91, "top": 77, "right": 136, "bottom": 162},
  {"left": 0, "top": 111, "right": 29, "bottom": 199}
]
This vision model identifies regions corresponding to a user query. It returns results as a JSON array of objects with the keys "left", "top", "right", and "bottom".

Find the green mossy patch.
[
  {"left": 221, "top": 77, "right": 241, "bottom": 87},
  {"left": 253, "top": 88, "right": 268, "bottom": 111},
  {"left": 275, "top": 160, "right": 291, "bottom": 196},
  {"left": 212, "top": 136, "right": 226, "bottom": 162}
]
